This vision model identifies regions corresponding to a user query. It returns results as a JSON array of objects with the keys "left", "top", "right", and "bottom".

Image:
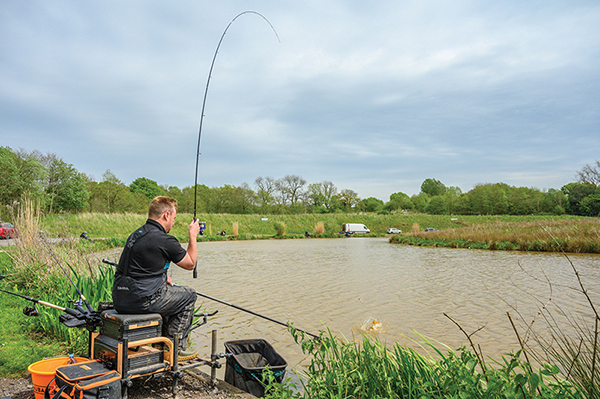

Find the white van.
[{"left": 341, "top": 223, "right": 370, "bottom": 235}]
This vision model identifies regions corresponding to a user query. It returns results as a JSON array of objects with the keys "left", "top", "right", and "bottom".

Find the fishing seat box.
[
  {"left": 93, "top": 334, "right": 164, "bottom": 372},
  {"left": 100, "top": 310, "right": 162, "bottom": 341}
]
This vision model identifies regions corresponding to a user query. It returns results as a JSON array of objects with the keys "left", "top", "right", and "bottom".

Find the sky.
[{"left": 1, "top": 1, "right": 599, "bottom": 201}]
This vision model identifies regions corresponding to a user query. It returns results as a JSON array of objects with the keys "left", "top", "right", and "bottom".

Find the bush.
[{"left": 273, "top": 221, "right": 286, "bottom": 236}]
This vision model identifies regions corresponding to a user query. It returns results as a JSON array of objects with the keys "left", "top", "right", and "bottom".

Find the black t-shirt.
[{"left": 114, "top": 219, "right": 186, "bottom": 299}]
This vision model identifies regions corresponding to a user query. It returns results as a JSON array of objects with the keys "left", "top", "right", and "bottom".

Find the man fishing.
[{"left": 112, "top": 196, "right": 200, "bottom": 359}]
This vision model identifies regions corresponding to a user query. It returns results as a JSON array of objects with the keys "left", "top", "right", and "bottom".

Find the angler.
[{"left": 112, "top": 196, "right": 200, "bottom": 360}]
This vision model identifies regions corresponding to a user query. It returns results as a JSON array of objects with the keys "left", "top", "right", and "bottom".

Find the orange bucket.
[{"left": 28, "top": 356, "right": 88, "bottom": 399}]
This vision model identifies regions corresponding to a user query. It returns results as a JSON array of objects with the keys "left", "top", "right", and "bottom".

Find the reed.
[
  {"left": 412, "top": 223, "right": 420, "bottom": 233},
  {"left": 391, "top": 218, "right": 600, "bottom": 253},
  {"left": 263, "top": 329, "right": 582, "bottom": 398},
  {"left": 232, "top": 221, "right": 239, "bottom": 236},
  {"left": 314, "top": 221, "right": 325, "bottom": 235}
]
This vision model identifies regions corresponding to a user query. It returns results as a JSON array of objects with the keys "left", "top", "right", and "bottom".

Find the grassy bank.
[
  {"left": 391, "top": 217, "right": 600, "bottom": 253},
  {"left": 40, "top": 212, "right": 595, "bottom": 250}
]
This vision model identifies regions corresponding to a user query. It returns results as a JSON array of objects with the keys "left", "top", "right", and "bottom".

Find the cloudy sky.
[{"left": 1, "top": 1, "right": 599, "bottom": 201}]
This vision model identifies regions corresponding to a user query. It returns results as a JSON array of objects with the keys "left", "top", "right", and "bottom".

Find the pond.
[{"left": 123, "top": 238, "right": 600, "bottom": 376}]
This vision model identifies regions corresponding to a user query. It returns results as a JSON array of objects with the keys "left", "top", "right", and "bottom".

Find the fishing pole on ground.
[
  {"left": 39, "top": 235, "right": 95, "bottom": 315},
  {"left": 191, "top": 11, "right": 280, "bottom": 279},
  {"left": 0, "top": 269, "right": 101, "bottom": 331}
]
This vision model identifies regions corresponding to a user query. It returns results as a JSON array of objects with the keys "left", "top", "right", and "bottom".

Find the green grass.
[{"left": 0, "top": 254, "right": 66, "bottom": 377}]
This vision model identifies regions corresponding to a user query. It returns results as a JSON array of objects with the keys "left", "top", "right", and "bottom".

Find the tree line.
[{"left": 1, "top": 146, "right": 599, "bottom": 219}]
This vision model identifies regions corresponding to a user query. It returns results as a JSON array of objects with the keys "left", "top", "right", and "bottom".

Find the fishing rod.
[
  {"left": 0, "top": 285, "right": 101, "bottom": 330},
  {"left": 195, "top": 291, "right": 320, "bottom": 340},
  {"left": 100, "top": 259, "right": 318, "bottom": 339},
  {"left": 39, "top": 235, "right": 95, "bottom": 314},
  {"left": 192, "top": 11, "right": 280, "bottom": 279},
  {"left": 0, "top": 272, "right": 101, "bottom": 330}
]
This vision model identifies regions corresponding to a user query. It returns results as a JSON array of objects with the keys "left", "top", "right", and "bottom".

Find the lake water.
[{"left": 106, "top": 238, "right": 600, "bottom": 376}]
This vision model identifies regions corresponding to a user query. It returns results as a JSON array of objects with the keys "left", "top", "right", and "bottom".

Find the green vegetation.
[{"left": 262, "top": 330, "right": 584, "bottom": 398}]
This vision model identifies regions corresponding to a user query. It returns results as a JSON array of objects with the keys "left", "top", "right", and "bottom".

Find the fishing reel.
[
  {"left": 190, "top": 310, "right": 218, "bottom": 331},
  {"left": 23, "top": 305, "right": 39, "bottom": 317}
]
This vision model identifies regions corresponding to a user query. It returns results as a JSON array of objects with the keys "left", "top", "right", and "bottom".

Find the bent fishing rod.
[
  {"left": 101, "top": 258, "right": 319, "bottom": 339},
  {"left": 191, "top": 11, "right": 280, "bottom": 278},
  {"left": 195, "top": 291, "right": 319, "bottom": 340}
]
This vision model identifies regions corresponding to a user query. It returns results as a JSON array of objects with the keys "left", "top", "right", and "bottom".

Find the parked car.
[
  {"left": 0, "top": 222, "right": 18, "bottom": 239},
  {"left": 424, "top": 228, "right": 438, "bottom": 232},
  {"left": 386, "top": 228, "right": 401, "bottom": 234}
]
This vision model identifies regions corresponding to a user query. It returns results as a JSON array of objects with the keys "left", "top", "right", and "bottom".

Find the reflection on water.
[{"left": 108, "top": 238, "right": 600, "bottom": 376}]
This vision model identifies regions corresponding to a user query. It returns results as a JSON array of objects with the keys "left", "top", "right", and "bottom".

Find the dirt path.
[{"left": 0, "top": 368, "right": 255, "bottom": 399}]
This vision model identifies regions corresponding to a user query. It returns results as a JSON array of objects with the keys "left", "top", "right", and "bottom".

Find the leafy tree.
[
  {"left": 468, "top": 183, "right": 509, "bottom": 215},
  {"left": 562, "top": 182, "right": 597, "bottom": 215},
  {"left": 0, "top": 147, "right": 46, "bottom": 209},
  {"left": 0, "top": 147, "right": 22, "bottom": 206},
  {"left": 411, "top": 193, "right": 430, "bottom": 213},
  {"left": 209, "top": 184, "right": 256, "bottom": 214},
  {"left": 130, "top": 177, "right": 164, "bottom": 200},
  {"left": 336, "top": 189, "right": 360, "bottom": 211},
  {"left": 443, "top": 187, "right": 462, "bottom": 214},
  {"left": 542, "top": 188, "right": 568, "bottom": 215},
  {"left": 177, "top": 184, "right": 211, "bottom": 214},
  {"left": 426, "top": 196, "right": 447, "bottom": 214},
  {"left": 362, "top": 197, "right": 384, "bottom": 213},
  {"left": 580, "top": 192, "right": 600, "bottom": 216},
  {"left": 88, "top": 170, "right": 142, "bottom": 213},
  {"left": 306, "top": 181, "right": 338, "bottom": 212},
  {"left": 46, "top": 158, "right": 90, "bottom": 212},
  {"left": 507, "top": 186, "right": 544, "bottom": 215},
  {"left": 420, "top": 178, "right": 447, "bottom": 197},
  {"left": 387, "top": 191, "right": 414, "bottom": 211}
]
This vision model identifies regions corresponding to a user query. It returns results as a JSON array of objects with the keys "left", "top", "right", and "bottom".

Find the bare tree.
[
  {"left": 254, "top": 176, "right": 277, "bottom": 207},
  {"left": 576, "top": 160, "right": 600, "bottom": 185},
  {"left": 276, "top": 175, "right": 307, "bottom": 206}
]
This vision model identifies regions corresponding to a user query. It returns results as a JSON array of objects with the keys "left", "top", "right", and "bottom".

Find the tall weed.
[{"left": 263, "top": 329, "right": 582, "bottom": 398}]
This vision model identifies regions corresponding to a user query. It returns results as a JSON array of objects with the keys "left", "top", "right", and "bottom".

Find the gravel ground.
[{"left": 0, "top": 370, "right": 251, "bottom": 399}]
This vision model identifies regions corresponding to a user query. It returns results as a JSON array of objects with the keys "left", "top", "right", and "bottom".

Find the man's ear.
[{"left": 160, "top": 210, "right": 170, "bottom": 221}]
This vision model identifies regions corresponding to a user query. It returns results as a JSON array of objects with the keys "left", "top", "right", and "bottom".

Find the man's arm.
[{"left": 175, "top": 219, "right": 200, "bottom": 270}]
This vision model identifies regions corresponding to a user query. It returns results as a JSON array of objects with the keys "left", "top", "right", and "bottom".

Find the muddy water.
[{"left": 107, "top": 238, "right": 600, "bottom": 375}]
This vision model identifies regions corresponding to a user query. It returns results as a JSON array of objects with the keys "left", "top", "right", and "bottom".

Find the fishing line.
[{"left": 192, "top": 11, "right": 280, "bottom": 278}]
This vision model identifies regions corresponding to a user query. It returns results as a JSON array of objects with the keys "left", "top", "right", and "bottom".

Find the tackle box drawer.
[
  {"left": 93, "top": 334, "right": 164, "bottom": 371},
  {"left": 100, "top": 310, "right": 162, "bottom": 340}
]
